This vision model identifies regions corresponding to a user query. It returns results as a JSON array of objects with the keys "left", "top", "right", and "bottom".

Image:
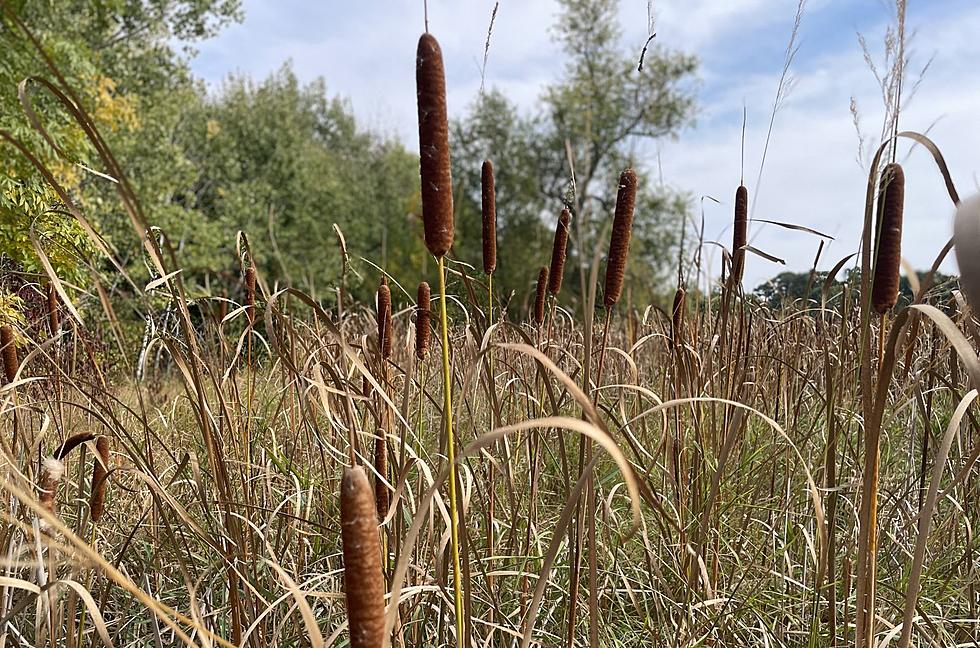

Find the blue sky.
[{"left": 189, "top": 1, "right": 980, "bottom": 290}]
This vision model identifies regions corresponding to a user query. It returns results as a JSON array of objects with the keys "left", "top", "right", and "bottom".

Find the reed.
[
  {"left": 731, "top": 185, "right": 748, "bottom": 283},
  {"left": 871, "top": 163, "right": 905, "bottom": 315},
  {"left": 416, "top": 30, "right": 464, "bottom": 647},
  {"left": 1, "top": 324, "right": 17, "bottom": 384},
  {"left": 90, "top": 436, "right": 110, "bottom": 523},
  {"left": 548, "top": 209, "right": 571, "bottom": 296},
  {"left": 534, "top": 267, "right": 549, "bottom": 327},
  {"left": 603, "top": 169, "right": 637, "bottom": 308},
  {"left": 340, "top": 466, "right": 386, "bottom": 648}
]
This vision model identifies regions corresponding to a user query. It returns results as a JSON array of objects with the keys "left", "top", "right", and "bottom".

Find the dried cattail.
[
  {"left": 55, "top": 432, "right": 97, "bottom": 460},
  {"left": 671, "top": 287, "right": 686, "bottom": 343},
  {"left": 38, "top": 457, "right": 65, "bottom": 517},
  {"left": 548, "top": 209, "right": 571, "bottom": 295},
  {"left": 1, "top": 324, "right": 16, "bottom": 384},
  {"left": 603, "top": 169, "right": 638, "bottom": 308},
  {"left": 953, "top": 193, "right": 980, "bottom": 314},
  {"left": 871, "top": 163, "right": 905, "bottom": 315},
  {"left": 47, "top": 283, "right": 60, "bottom": 335},
  {"left": 482, "top": 160, "right": 497, "bottom": 274},
  {"left": 377, "top": 279, "right": 392, "bottom": 360},
  {"left": 244, "top": 266, "right": 257, "bottom": 325},
  {"left": 374, "top": 433, "right": 388, "bottom": 520},
  {"left": 90, "top": 436, "right": 110, "bottom": 523},
  {"left": 731, "top": 185, "right": 749, "bottom": 282},
  {"left": 534, "top": 267, "right": 549, "bottom": 326},
  {"left": 416, "top": 33, "right": 454, "bottom": 258},
  {"left": 416, "top": 282, "right": 431, "bottom": 359},
  {"left": 340, "top": 466, "right": 386, "bottom": 648}
]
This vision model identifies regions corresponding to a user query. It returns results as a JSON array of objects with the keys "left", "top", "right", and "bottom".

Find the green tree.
[{"left": 451, "top": 0, "right": 697, "bottom": 307}]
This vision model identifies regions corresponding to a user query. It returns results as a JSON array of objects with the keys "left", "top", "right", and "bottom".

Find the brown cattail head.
[
  {"left": 482, "top": 160, "right": 497, "bottom": 274},
  {"left": 548, "top": 209, "right": 571, "bottom": 295},
  {"left": 374, "top": 433, "right": 388, "bottom": 520},
  {"left": 671, "top": 287, "right": 686, "bottom": 344},
  {"left": 244, "top": 266, "right": 257, "bottom": 325},
  {"left": 55, "top": 432, "right": 97, "bottom": 460},
  {"left": 415, "top": 282, "right": 431, "bottom": 359},
  {"left": 47, "top": 284, "right": 60, "bottom": 336},
  {"left": 534, "top": 266, "right": 549, "bottom": 326},
  {"left": 0, "top": 324, "right": 16, "bottom": 384},
  {"left": 90, "top": 436, "right": 110, "bottom": 523},
  {"left": 38, "top": 457, "right": 65, "bottom": 518},
  {"left": 603, "top": 169, "right": 638, "bottom": 308},
  {"left": 416, "top": 33, "right": 454, "bottom": 258},
  {"left": 377, "top": 279, "right": 392, "bottom": 360},
  {"left": 732, "top": 185, "right": 749, "bottom": 282},
  {"left": 340, "top": 466, "right": 386, "bottom": 648},
  {"left": 871, "top": 163, "right": 905, "bottom": 315}
]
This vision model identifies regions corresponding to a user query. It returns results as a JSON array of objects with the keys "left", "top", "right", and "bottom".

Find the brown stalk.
[
  {"left": 416, "top": 33, "right": 454, "bottom": 258},
  {"left": 341, "top": 466, "right": 386, "bottom": 648}
]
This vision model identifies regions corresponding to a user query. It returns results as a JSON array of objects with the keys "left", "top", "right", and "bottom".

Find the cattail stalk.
[
  {"left": 1, "top": 324, "right": 17, "bottom": 384},
  {"left": 548, "top": 209, "right": 571, "bottom": 296},
  {"left": 731, "top": 185, "right": 748, "bottom": 283},
  {"left": 603, "top": 169, "right": 637, "bottom": 308},
  {"left": 340, "top": 466, "right": 386, "bottom": 648},
  {"left": 534, "top": 267, "right": 549, "bottom": 327},
  {"left": 871, "top": 163, "right": 905, "bottom": 315},
  {"left": 90, "top": 436, "right": 110, "bottom": 523}
]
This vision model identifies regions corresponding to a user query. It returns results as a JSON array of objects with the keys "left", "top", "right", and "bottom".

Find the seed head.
[
  {"left": 90, "top": 436, "right": 110, "bottom": 523},
  {"left": 732, "top": 185, "right": 749, "bottom": 283},
  {"left": 340, "top": 466, "right": 386, "bottom": 648},
  {"left": 482, "top": 160, "right": 497, "bottom": 274},
  {"left": 603, "top": 169, "right": 637, "bottom": 308},
  {"left": 416, "top": 282, "right": 431, "bottom": 360},
  {"left": 534, "top": 266, "right": 549, "bottom": 326},
  {"left": 417, "top": 33, "right": 454, "bottom": 258},
  {"left": 548, "top": 209, "right": 571, "bottom": 295},
  {"left": 871, "top": 163, "right": 905, "bottom": 315}
]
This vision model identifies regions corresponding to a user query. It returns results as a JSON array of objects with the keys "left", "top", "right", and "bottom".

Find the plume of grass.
[
  {"left": 416, "top": 30, "right": 464, "bottom": 647},
  {"left": 341, "top": 466, "right": 386, "bottom": 648},
  {"left": 871, "top": 163, "right": 905, "bottom": 315}
]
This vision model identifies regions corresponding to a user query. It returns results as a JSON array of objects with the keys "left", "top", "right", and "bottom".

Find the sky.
[{"left": 188, "top": 0, "right": 980, "bottom": 291}]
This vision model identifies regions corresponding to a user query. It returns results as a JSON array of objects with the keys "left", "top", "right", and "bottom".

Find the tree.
[{"left": 451, "top": 0, "right": 697, "bottom": 307}]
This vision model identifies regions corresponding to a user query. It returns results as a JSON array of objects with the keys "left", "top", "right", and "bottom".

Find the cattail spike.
[
  {"left": 482, "top": 160, "right": 497, "bottom": 275},
  {"left": 374, "top": 434, "right": 388, "bottom": 520},
  {"left": 603, "top": 169, "right": 638, "bottom": 308},
  {"left": 534, "top": 266, "right": 549, "bottom": 326},
  {"left": 55, "top": 432, "right": 96, "bottom": 460},
  {"left": 871, "top": 163, "right": 905, "bottom": 315},
  {"left": 671, "top": 287, "right": 686, "bottom": 345},
  {"left": 47, "top": 284, "right": 60, "bottom": 336},
  {"left": 90, "top": 436, "right": 110, "bottom": 523},
  {"left": 244, "top": 266, "right": 257, "bottom": 325},
  {"left": 732, "top": 185, "right": 749, "bottom": 282},
  {"left": 377, "top": 279, "right": 392, "bottom": 360},
  {"left": 548, "top": 209, "right": 571, "bottom": 295},
  {"left": 416, "top": 282, "right": 431, "bottom": 360},
  {"left": 1, "top": 325, "right": 16, "bottom": 384},
  {"left": 417, "top": 33, "right": 454, "bottom": 258},
  {"left": 340, "top": 466, "right": 386, "bottom": 648}
]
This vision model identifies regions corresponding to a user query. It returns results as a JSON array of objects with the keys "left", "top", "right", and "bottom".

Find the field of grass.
[{"left": 2, "top": 13, "right": 980, "bottom": 648}]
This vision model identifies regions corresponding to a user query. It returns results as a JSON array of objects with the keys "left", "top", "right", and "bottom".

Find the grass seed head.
[
  {"left": 482, "top": 159, "right": 497, "bottom": 274},
  {"left": 90, "top": 436, "right": 110, "bottom": 523},
  {"left": 603, "top": 168, "right": 637, "bottom": 308},
  {"left": 871, "top": 163, "right": 905, "bottom": 315},
  {"left": 416, "top": 281, "right": 431, "bottom": 359},
  {"left": 340, "top": 466, "right": 386, "bottom": 648},
  {"left": 534, "top": 266, "right": 549, "bottom": 326},
  {"left": 416, "top": 33, "right": 454, "bottom": 258},
  {"left": 548, "top": 208, "right": 571, "bottom": 295}
]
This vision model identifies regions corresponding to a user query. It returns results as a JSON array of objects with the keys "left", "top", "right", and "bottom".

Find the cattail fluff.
[
  {"left": 731, "top": 185, "right": 749, "bottom": 282},
  {"left": 603, "top": 169, "right": 638, "bottom": 308},
  {"left": 953, "top": 194, "right": 980, "bottom": 314},
  {"left": 671, "top": 287, "right": 686, "bottom": 344},
  {"left": 38, "top": 457, "right": 65, "bottom": 518},
  {"left": 482, "top": 160, "right": 497, "bottom": 275},
  {"left": 90, "top": 436, "right": 110, "bottom": 522},
  {"left": 548, "top": 209, "right": 571, "bottom": 295},
  {"left": 244, "top": 266, "right": 257, "bottom": 325},
  {"left": 416, "top": 282, "right": 431, "bottom": 359},
  {"left": 377, "top": 279, "right": 392, "bottom": 360},
  {"left": 1, "top": 325, "right": 16, "bottom": 384},
  {"left": 47, "top": 283, "right": 60, "bottom": 335},
  {"left": 534, "top": 267, "right": 549, "bottom": 326},
  {"left": 416, "top": 33, "right": 454, "bottom": 258},
  {"left": 871, "top": 163, "right": 905, "bottom": 315},
  {"left": 340, "top": 466, "right": 386, "bottom": 648}
]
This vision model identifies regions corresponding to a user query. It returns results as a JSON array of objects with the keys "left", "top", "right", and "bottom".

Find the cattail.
[
  {"left": 1, "top": 324, "right": 16, "bottom": 384},
  {"left": 374, "top": 434, "right": 388, "bottom": 520},
  {"left": 377, "top": 279, "right": 392, "bottom": 360},
  {"left": 340, "top": 466, "right": 386, "bottom": 648},
  {"left": 38, "top": 457, "right": 64, "bottom": 517},
  {"left": 871, "top": 163, "right": 905, "bottom": 315},
  {"left": 55, "top": 432, "right": 97, "bottom": 460},
  {"left": 953, "top": 193, "right": 980, "bottom": 314},
  {"left": 732, "top": 185, "right": 749, "bottom": 282},
  {"left": 416, "top": 282, "right": 431, "bottom": 359},
  {"left": 482, "top": 160, "right": 497, "bottom": 274},
  {"left": 90, "top": 436, "right": 110, "bottom": 523},
  {"left": 47, "top": 283, "right": 60, "bottom": 335},
  {"left": 603, "top": 169, "right": 638, "bottom": 308},
  {"left": 534, "top": 267, "right": 549, "bottom": 326},
  {"left": 548, "top": 209, "right": 571, "bottom": 295},
  {"left": 671, "top": 287, "right": 686, "bottom": 344},
  {"left": 244, "top": 266, "right": 257, "bottom": 325},
  {"left": 416, "top": 33, "right": 454, "bottom": 258}
]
